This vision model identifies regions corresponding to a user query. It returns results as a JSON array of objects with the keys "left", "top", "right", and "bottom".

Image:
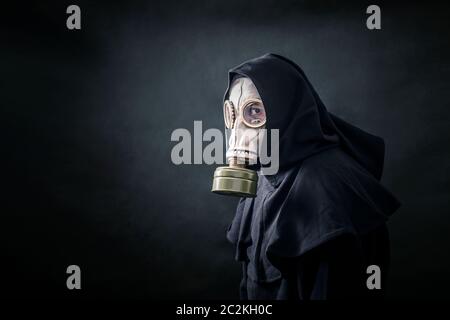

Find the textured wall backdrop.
[{"left": 2, "top": 0, "right": 450, "bottom": 298}]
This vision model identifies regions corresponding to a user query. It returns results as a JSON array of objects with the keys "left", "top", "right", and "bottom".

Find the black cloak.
[{"left": 225, "top": 53, "right": 401, "bottom": 300}]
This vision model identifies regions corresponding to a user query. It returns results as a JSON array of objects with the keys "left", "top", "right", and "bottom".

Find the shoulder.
[
  {"left": 285, "top": 146, "right": 397, "bottom": 231},
  {"left": 301, "top": 147, "right": 360, "bottom": 176},
  {"left": 281, "top": 146, "right": 380, "bottom": 220},
  {"left": 290, "top": 148, "right": 356, "bottom": 194},
  {"left": 265, "top": 147, "right": 396, "bottom": 259}
]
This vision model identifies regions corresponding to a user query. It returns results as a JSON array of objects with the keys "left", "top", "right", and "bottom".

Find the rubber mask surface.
[{"left": 212, "top": 77, "right": 266, "bottom": 197}]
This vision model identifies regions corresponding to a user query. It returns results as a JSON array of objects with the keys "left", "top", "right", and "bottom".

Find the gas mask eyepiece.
[{"left": 212, "top": 77, "right": 266, "bottom": 197}]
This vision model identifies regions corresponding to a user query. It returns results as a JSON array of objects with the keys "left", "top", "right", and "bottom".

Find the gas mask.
[{"left": 211, "top": 77, "right": 266, "bottom": 197}]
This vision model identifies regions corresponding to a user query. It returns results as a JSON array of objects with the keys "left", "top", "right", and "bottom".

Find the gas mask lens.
[
  {"left": 223, "top": 99, "right": 266, "bottom": 129},
  {"left": 223, "top": 100, "right": 235, "bottom": 129},
  {"left": 242, "top": 99, "right": 266, "bottom": 128}
]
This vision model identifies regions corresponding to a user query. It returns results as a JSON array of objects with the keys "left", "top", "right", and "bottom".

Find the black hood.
[{"left": 224, "top": 53, "right": 385, "bottom": 180}]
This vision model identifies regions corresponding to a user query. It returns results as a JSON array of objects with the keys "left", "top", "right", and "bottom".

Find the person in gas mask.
[{"left": 212, "top": 53, "right": 401, "bottom": 300}]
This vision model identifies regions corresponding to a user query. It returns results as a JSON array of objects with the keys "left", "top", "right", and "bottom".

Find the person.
[{"left": 220, "top": 53, "right": 401, "bottom": 300}]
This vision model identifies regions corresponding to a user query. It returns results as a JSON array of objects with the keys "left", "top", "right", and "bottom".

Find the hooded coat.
[{"left": 224, "top": 53, "right": 401, "bottom": 300}]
